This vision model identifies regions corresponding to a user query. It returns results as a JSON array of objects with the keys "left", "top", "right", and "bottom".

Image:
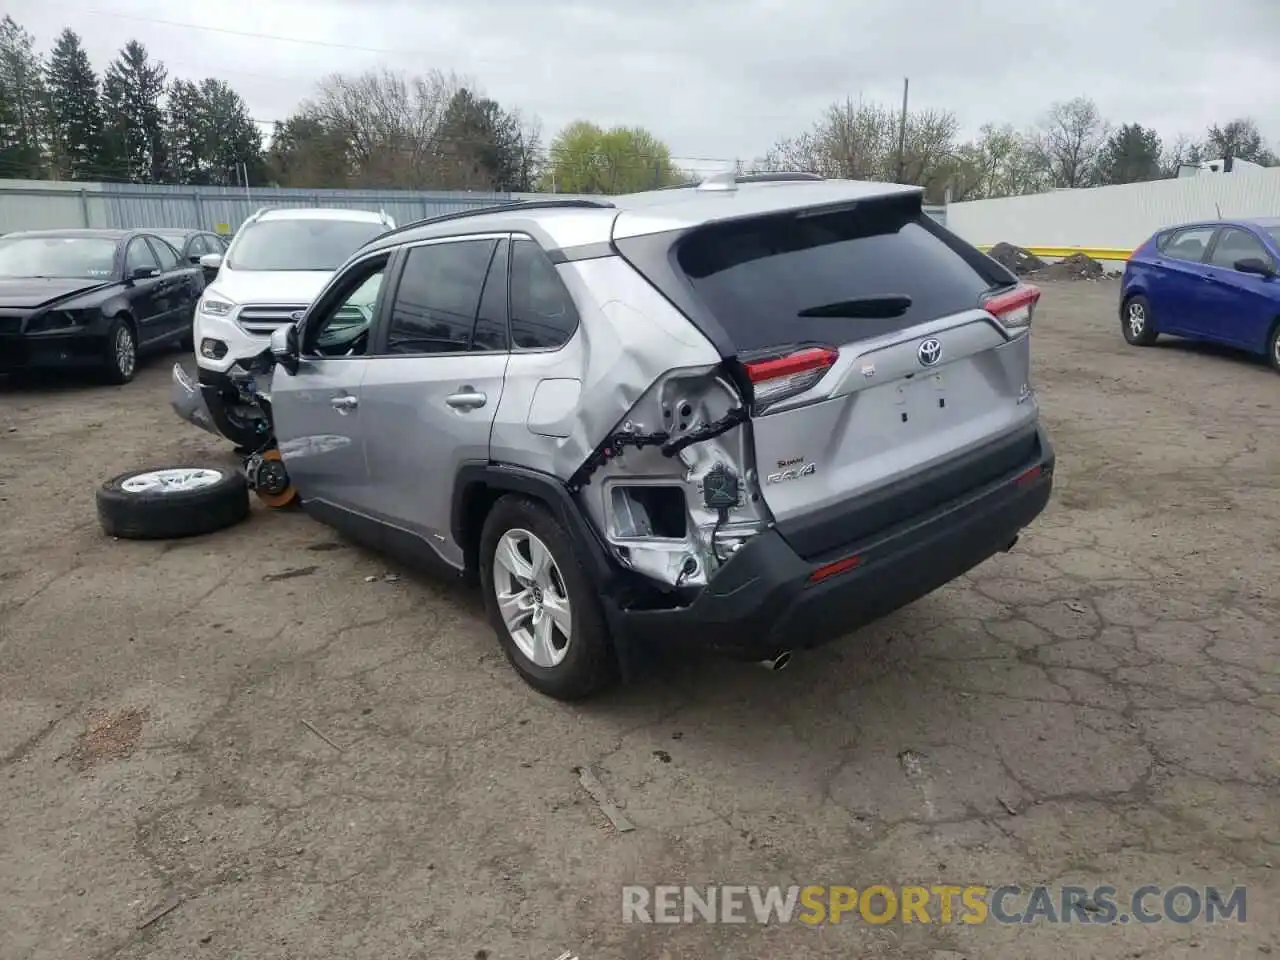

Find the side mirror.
[
  {"left": 270, "top": 324, "right": 300, "bottom": 376},
  {"left": 199, "top": 252, "right": 223, "bottom": 271},
  {"left": 128, "top": 265, "right": 159, "bottom": 282},
  {"left": 188, "top": 254, "right": 202, "bottom": 264},
  {"left": 1234, "top": 257, "right": 1275, "bottom": 278}
]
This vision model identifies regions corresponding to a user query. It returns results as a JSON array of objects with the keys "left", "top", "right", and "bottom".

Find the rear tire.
[
  {"left": 1121, "top": 295, "right": 1158, "bottom": 346},
  {"left": 102, "top": 317, "right": 138, "bottom": 384},
  {"left": 1268, "top": 321, "right": 1280, "bottom": 374},
  {"left": 479, "top": 495, "right": 619, "bottom": 701},
  {"left": 96, "top": 465, "right": 250, "bottom": 540}
]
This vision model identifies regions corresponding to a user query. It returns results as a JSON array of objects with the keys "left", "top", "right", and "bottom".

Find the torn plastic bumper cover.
[
  {"left": 615, "top": 425, "right": 1055, "bottom": 660},
  {"left": 170, "top": 362, "right": 221, "bottom": 438}
]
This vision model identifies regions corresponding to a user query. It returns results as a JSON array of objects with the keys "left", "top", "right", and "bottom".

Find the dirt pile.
[
  {"left": 987, "top": 243, "right": 1113, "bottom": 281},
  {"left": 987, "top": 242, "right": 1046, "bottom": 276},
  {"left": 1040, "top": 251, "right": 1107, "bottom": 281}
]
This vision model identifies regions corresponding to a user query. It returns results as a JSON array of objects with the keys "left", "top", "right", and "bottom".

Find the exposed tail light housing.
[
  {"left": 982, "top": 284, "right": 1041, "bottom": 336},
  {"left": 742, "top": 345, "right": 839, "bottom": 413}
]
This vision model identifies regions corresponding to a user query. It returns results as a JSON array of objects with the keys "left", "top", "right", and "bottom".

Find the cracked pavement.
[{"left": 1, "top": 279, "right": 1277, "bottom": 959}]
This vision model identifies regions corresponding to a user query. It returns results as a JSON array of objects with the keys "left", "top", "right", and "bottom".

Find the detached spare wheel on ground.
[{"left": 96, "top": 466, "right": 250, "bottom": 539}]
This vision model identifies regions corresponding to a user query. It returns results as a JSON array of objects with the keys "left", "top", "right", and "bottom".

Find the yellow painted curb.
[{"left": 977, "top": 245, "right": 1134, "bottom": 261}]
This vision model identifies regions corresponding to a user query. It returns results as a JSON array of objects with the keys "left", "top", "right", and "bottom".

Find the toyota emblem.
[{"left": 917, "top": 338, "right": 942, "bottom": 367}]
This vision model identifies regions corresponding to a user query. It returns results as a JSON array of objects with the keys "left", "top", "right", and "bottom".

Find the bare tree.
[
  {"left": 900, "top": 109, "right": 960, "bottom": 193},
  {"left": 763, "top": 97, "right": 961, "bottom": 199},
  {"left": 305, "top": 67, "right": 467, "bottom": 188},
  {"left": 1031, "top": 97, "right": 1109, "bottom": 188},
  {"left": 952, "top": 123, "right": 1047, "bottom": 199},
  {"left": 1159, "top": 133, "right": 1203, "bottom": 178},
  {"left": 1203, "top": 118, "right": 1277, "bottom": 166}
]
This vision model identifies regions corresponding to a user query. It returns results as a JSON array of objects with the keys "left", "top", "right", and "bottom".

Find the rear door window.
[
  {"left": 125, "top": 238, "right": 159, "bottom": 275},
  {"left": 147, "top": 237, "right": 181, "bottom": 272},
  {"left": 472, "top": 239, "right": 510, "bottom": 352},
  {"left": 675, "top": 197, "right": 1006, "bottom": 353},
  {"left": 384, "top": 239, "right": 498, "bottom": 355}
]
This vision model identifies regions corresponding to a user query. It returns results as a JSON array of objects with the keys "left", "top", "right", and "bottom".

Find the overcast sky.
[{"left": 11, "top": 0, "right": 1280, "bottom": 169}]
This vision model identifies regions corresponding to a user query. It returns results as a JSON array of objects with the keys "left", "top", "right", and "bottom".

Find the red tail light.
[
  {"left": 742, "top": 346, "right": 839, "bottom": 412},
  {"left": 982, "top": 284, "right": 1040, "bottom": 334}
]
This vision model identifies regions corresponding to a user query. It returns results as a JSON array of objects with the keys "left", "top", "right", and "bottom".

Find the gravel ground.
[{"left": 1, "top": 279, "right": 1277, "bottom": 960}]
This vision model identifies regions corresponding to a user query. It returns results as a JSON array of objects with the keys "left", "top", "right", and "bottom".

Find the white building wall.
[{"left": 946, "top": 168, "right": 1280, "bottom": 252}]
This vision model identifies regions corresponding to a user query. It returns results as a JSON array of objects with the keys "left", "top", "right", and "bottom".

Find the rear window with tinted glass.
[{"left": 675, "top": 197, "right": 1008, "bottom": 353}]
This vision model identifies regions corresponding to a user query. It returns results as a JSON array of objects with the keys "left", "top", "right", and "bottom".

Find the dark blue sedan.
[{"left": 1120, "top": 217, "right": 1280, "bottom": 373}]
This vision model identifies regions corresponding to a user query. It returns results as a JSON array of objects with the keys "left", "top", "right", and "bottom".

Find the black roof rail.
[{"left": 374, "top": 197, "right": 615, "bottom": 242}]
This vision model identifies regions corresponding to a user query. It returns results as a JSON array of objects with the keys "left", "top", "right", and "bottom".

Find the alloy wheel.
[
  {"left": 492, "top": 528, "right": 572, "bottom": 668},
  {"left": 1127, "top": 301, "right": 1146, "bottom": 339},
  {"left": 115, "top": 325, "right": 137, "bottom": 379},
  {"left": 120, "top": 468, "right": 224, "bottom": 494}
]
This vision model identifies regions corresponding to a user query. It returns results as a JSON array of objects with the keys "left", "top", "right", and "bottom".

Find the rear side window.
[
  {"left": 509, "top": 237, "right": 580, "bottom": 350},
  {"left": 1162, "top": 226, "right": 1215, "bottom": 263},
  {"left": 675, "top": 198, "right": 1006, "bottom": 353},
  {"left": 148, "top": 237, "right": 180, "bottom": 271},
  {"left": 385, "top": 239, "right": 498, "bottom": 355}
]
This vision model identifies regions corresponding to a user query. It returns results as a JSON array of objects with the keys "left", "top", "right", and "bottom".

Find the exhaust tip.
[{"left": 759, "top": 651, "right": 793, "bottom": 672}]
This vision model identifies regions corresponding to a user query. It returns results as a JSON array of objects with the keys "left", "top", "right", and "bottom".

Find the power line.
[
  {"left": 34, "top": 5, "right": 740, "bottom": 169},
  {"left": 46, "top": 4, "right": 438, "bottom": 58}
]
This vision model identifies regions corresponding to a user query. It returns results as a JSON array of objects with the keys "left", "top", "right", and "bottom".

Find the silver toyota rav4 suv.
[{"left": 265, "top": 172, "right": 1055, "bottom": 700}]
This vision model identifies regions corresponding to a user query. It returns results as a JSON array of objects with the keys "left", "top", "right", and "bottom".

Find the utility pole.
[{"left": 896, "top": 77, "right": 910, "bottom": 183}]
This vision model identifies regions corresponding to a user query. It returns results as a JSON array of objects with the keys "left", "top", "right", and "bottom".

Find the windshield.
[
  {"left": 226, "top": 219, "right": 384, "bottom": 272},
  {"left": 0, "top": 236, "right": 118, "bottom": 280},
  {"left": 1266, "top": 226, "right": 1280, "bottom": 248}
]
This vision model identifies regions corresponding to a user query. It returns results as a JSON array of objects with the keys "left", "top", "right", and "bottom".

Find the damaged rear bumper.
[{"left": 617, "top": 426, "right": 1055, "bottom": 661}]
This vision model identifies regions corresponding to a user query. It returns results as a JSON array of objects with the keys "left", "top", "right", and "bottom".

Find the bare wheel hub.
[{"left": 255, "top": 459, "right": 290, "bottom": 496}]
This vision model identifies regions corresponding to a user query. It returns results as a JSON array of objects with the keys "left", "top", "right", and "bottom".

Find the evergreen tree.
[
  {"left": 164, "top": 77, "right": 263, "bottom": 184},
  {"left": 195, "top": 78, "right": 263, "bottom": 184},
  {"left": 1096, "top": 123, "right": 1163, "bottom": 185},
  {"left": 101, "top": 40, "right": 167, "bottom": 182},
  {"left": 264, "top": 112, "right": 351, "bottom": 188},
  {"left": 0, "top": 15, "right": 47, "bottom": 179},
  {"left": 44, "top": 28, "right": 103, "bottom": 180},
  {"left": 163, "top": 78, "right": 203, "bottom": 183}
]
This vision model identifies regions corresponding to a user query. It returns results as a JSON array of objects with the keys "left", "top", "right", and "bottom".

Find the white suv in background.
[{"left": 172, "top": 206, "right": 394, "bottom": 448}]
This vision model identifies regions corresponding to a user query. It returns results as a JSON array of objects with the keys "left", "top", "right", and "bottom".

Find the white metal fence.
[
  {"left": 945, "top": 168, "right": 1280, "bottom": 253},
  {"left": 0, "top": 178, "right": 947, "bottom": 234}
]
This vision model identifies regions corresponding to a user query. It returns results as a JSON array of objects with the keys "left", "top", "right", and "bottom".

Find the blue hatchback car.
[{"left": 1120, "top": 217, "right": 1280, "bottom": 373}]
